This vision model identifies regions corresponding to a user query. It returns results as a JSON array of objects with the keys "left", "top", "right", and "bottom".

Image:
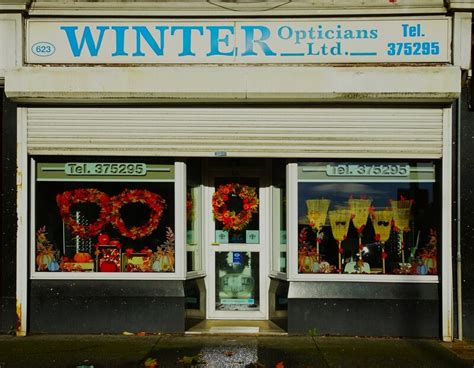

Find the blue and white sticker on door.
[{"left": 232, "top": 252, "right": 242, "bottom": 265}]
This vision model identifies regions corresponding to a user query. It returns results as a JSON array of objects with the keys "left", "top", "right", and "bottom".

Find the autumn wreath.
[
  {"left": 212, "top": 183, "right": 259, "bottom": 231},
  {"left": 110, "top": 189, "right": 166, "bottom": 240},
  {"left": 56, "top": 188, "right": 111, "bottom": 238}
]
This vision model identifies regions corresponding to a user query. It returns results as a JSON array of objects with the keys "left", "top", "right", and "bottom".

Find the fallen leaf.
[
  {"left": 275, "top": 362, "right": 285, "bottom": 368},
  {"left": 245, "top": 362, "right": 265, "bottom": 368},
  {"left": 177, "top": 354, "right": 205, "bottom": 366},
  {"left": 144, "top": 357, "right": 158, "bottom": 368},
  {"left": 122, "top": 331, "right": 134, "bottom": 336},
  {"left": 137, "top": 331, "right": 146, "bottom": 336},
  {"left": 224, "top": 351, "right": 234, "bottom": 357}
]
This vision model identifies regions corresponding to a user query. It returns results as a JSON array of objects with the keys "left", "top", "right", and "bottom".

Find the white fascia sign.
[{"left": 26, "top": 17, "right": 451, "bottom": 64}]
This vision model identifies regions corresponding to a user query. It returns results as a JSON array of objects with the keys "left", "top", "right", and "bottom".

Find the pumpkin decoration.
[
  {"left": 160, "top": 249, "right": 175, "bottom": 272},
  {"left": 152, "top": 259, "right": 162, "bottom": 272},
  {"left": 151, "top": 227, "right": 175, "bottom": 273},
  {"left": 161, "top": 255, "right": 172, "bottom": 272},
  {"left": 74, "top": 252, "right": 92, "bottom": 263},
  {"left": 47, "top": 261, "right": 60, "bottom": 272},
  {"left": 98, "top": 233, "right": 110, "bottom": 245},
  {"left": 300, "top": 255, "right": 314, "bottom": 273},
  {"left": 36, "top": 252, "right": 56, "bottom": 271},
  {"left": 36, "top": 226, "right": 58, "bottom": 271}
]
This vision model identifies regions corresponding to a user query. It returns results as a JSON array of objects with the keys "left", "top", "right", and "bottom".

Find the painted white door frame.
[{"left": 204, "top": 163, "right": 270, "bottom": 320}]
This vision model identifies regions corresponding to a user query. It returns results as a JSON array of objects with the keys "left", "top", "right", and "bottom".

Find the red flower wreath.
[
  {"left": 110, "top": 189, "right": 166, "bottom": 240},
  {"left": 56, "top": 188, "right": 111, "bottom": 238},
  {"left": 212, "top": 183, "right": 259, "bottom": 231}
]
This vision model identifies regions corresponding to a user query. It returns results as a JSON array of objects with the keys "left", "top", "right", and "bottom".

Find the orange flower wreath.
[{"left": 212, "top": 183, "right": 259, "bottom": 231}]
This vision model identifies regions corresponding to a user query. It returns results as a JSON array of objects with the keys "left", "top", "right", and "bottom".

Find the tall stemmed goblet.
[
  {"left": 371, "top": 209, "right": 393, "bottom": 274},
  {"left": 306, "top": 199, "right": 330, "bottom": 264},
  {"left": 329, "top": 209, "right": 352, "bottom": 273},
  {"left": 348, "top": 198, "right": 372, "bottom": 262},
  {"left": 391, "top": 198, "right": 412, "bottom": 265}
]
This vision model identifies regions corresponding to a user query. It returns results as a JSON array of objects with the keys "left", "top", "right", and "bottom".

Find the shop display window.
[
  {"left": 297, "top": 161, "right": 439, "bottom": 276},
  {"left": 34, "top": 160, "right": 176, "bottom": 273}
]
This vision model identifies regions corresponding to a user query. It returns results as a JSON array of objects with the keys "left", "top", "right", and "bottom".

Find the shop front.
[{"left": 2, "top": 5, "right": 468, "bottom": 340}]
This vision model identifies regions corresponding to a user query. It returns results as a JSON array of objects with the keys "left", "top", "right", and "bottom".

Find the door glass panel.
[
  {"left": 215, "top": 251, "right": 260, "bottom": 311},
  {"left": 213, "top": 177, "right": 259, "bottom": 244}
]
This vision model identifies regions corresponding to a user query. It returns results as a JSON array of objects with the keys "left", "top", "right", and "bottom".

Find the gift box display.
[
  {"left": 60, "top": 261, "right": 95, "bottom": 272},
  {"left": 96, "top": 245, "right": 121, "bottom": 272},
  {"left": 122, "top": 252, "right": 153, "bottom": 272}
]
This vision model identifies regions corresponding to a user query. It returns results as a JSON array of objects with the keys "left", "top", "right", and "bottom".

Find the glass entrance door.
[{"left": 206, "top": 170, "right": 269, "bottom": 319}]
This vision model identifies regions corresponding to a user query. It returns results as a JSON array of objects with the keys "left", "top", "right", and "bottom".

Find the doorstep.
[{"left": 185, "top": 320, "right": 287, "bottom": 336}]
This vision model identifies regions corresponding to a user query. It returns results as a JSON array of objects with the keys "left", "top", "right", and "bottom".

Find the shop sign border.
[{"left": 26, "top": 17, "right": 451, "bottom": 65}]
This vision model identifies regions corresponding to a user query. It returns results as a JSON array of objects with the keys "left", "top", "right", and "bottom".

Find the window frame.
[
  {"left": 185, "top": 184, "right": 206, "bottom": 280},
  {"left": 29, "top": 157, "right": 187, "bottom": 280},
  {"left": 287, "top": 162, "right": 439, "bottom": 284}
]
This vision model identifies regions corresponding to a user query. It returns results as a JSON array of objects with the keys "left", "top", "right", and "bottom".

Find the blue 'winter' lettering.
[
  {"left": 132, "top": 26, "right": 168, "bottom": 57},
  {"left": 59, "top": 23, "right": 283, "bottom": 58},
  {"left": 206, "top": 26, "right": 235, "bottom": 57},
  {"left": 241, "top": 26, "right": 276, "bottom": 56},
  {"left": 111, "top": 26, "right": 129, "bottom": 56},
  {"left": 170, "top": 26, "right": 204, "bottom": 56},
  {"left": 60, "top": 26, "right": 109, "bottom": 57}
]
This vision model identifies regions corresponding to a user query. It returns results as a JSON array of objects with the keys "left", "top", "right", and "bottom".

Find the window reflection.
[
  {"left": 297, "top": 162, "right": 439, "bottom": 276},
  {"left": 34, "top": 161, "right": 175, "bottom": 273}
]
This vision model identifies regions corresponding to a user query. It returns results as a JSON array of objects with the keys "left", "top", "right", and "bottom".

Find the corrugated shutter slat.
[{"left": 26, "top": 108, "right": 443, "bottom": 158}]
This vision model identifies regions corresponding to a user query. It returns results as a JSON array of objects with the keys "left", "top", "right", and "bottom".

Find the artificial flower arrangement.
[
  {"left": 123, "top": 246, "right": 153, "bottom": 272},
  {"left": 35, "top": 226, "right": 60, "bottom": 271},
  {"left": 212, "top": 183, "right": 259, "bottom": 231},
  {"left": 392, "top": 228, "right": 438, "bottom": 275},
  {"left": 297, "top": 195, "right": 434, "bottom": 275},
  {"left": 59, "top": 251, "right": 95, "bottom": 272},
  {"left": 150, "top": 227, "right": 175, "bottom": 272},
  {"left": 109, "top": 189, "right": 166, "bottom": 240},
  {"left": 56, "top": 188, "right": 166, "bottom": 240},
  {"left": 121, "top": 227, "right": 175, "bottom": 272},
  {"left": 297, "top": 228, "right": 337, "bottom": 274},
  {"left": 420, "top": 228, "right": 438, "bottom": 274},
  {"left": 95, "top": 234, "right": 122, "bottom": 272},
  {"left": 56, "top": 188, "right": 111, "bottom": 238}
]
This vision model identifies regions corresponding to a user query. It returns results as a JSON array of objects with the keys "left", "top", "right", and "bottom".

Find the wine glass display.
[
  {"left": 371, "top": 209, "right": 393, "bottom": 274},
  {"left": 391, "top": 198, "right": 412, "bottom": 265},
  {"left": 328, "top": 209, "right": 352, "bottom": 273},
  {"left": 348, "top": 198, "right": 372, "bottom": 262},
  {"left": 306, "top": 199, "right": 330, "bottom": 263}
]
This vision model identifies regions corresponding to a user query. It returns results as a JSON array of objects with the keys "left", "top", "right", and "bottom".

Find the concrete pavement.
[{"left": 0, "top": 334, "right": 472, "bottom": 368}]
